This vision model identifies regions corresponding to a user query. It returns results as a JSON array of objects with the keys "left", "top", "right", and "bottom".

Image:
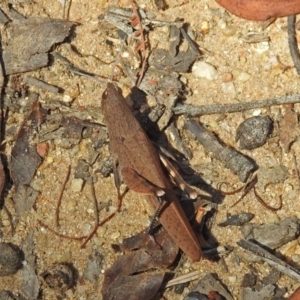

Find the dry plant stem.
[
  {"left": 174, "top": 94, "right": 300, "bottom": 117},
  {"left": 55, "top": 165, "right": 71, "bottom": 227},
  {"left": 80, "top": 212, "right": 116, "bottom": 248},
  {"left": 24, "top": 76, "right": 60, "bottom": 93},
  {"left": 229, "top": 175, "right": 282, "bottom": 211},
  {"left": 0, "top": 35, "right": 5, "bottom": 200},
  {"left": 89, "top": 178, "right": 99, "bottom": 224},
  {"left": 288, "top": 15, "right": 300, "bottom": 76},
  {"left": 238, "top": 239, "right": 300, "bottom": 282},
  {"left": 38, "top": 220, "right": 87, "bottom": 241},
  {"left": 217, "top": 182, "right": 244, "bottom": 195},
  {"left": 165, "top": 270, "right": 200, "bottom": 288},
  {"left": 253, "top": 186, "right": 282, "bottom": 211},
  {"left": 129, "top": 0, "right": 147, "bottom": 87}
]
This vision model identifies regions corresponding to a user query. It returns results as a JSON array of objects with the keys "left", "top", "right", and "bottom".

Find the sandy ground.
[{"left": 1, "top": 0, "right": 300, "bottom": 299}]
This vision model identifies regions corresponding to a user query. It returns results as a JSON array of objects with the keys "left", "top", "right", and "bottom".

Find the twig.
[
  {"left": 56, "top": 165, "right": 71, "bottom": 227},
  {"left": 38, "top": 220, "right": 87, "bottom": 241},
  {"left": 165, "top": 271, "right": 200, "bottom": 288},
  {"left": 0, "top": 32, "right": 5, "bottom": 202},
  {"left": 288, "top": 15, "right": 300, "bottom": 75},
  {"left": 24, "top": 76, "right": 61, "bottom": 93},
  {"left": 228, "top": 175, "right": 282, "bottom": 211},
  {"left": 185, "top": 120, "right": 256, "bottom": 182},
  {"left": 253, "top": 185, "right": 282, "bottom": 211},
  {"left": 89, "top": 177, "right": 99, "bottom": 224},
  {"left": 173, "top": 94, "right": 300, "bottom": 117},
  {"left": 80, "top": 212, "right": 116, "bottom": 248},
  {"left": 238, "top": 239, "right": 300, "bottom": 283}
]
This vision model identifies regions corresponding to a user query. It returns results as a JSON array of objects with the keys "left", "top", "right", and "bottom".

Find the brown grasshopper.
[{"left": 102, "top": 82, "right": 201, "bottom": 261}]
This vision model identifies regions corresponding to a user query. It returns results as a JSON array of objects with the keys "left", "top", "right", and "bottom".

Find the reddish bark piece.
[
  {"left": 215, "top": 0, "right": 300, "bottom": 21},
  {"left": 279, "top": 108, "right": 299, "bottom": 152},
  {"left": 3, "top": 18, "right": 73, "bottom": 74}
]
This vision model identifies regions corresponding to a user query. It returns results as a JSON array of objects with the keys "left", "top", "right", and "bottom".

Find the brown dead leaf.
[
  {"left": 279, "top": 108, "right": 299, "bottom": 152},
  {"left": 102, "top": 227, "right": 179, "bottom": 299},
  {"left": 11, "top": 101, "right": 47, "bottom": 186},
  {"left": 103, "top": 268, "right": 164, "bottom": 300},
  {"left": 3, "top": 17, "right": 73, "bottom": 74},
  {"left": 11, "top": 101, "right": 47, "bottom": 215}
]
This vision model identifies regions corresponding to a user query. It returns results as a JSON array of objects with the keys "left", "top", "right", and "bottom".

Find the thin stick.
[
  {"left": 56, "top": 165, "right": 71, "bottom": 227},
  {"left": 238, "top": 239, "right": 300, "bottom": 283},
  {"left": 38, "top": 220, "right": 87, "bottom": 241},
  {"left": 80, "top": 212, "right": 116, "bottom": 248},
  {"left": 89, "top": 177, "right": 99, "bottom": 224},
  {"left": 173, "top": 94, "right": 300, "bottom": 117},
  {"left": 253, "top": 186, "right": 282, "bottom": 211},
  {"left": 165, "top": 271, "right": 200, "bottom": 288},
  {"left": 288, "top": 15, "right": 300, "bottom": 75},
  {"left": 24, "top": 76, "right": 61, "bottom": 94}
]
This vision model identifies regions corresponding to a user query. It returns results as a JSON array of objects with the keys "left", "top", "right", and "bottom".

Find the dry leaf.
[
  {"left": 102, "top": 227, "right": 179, "bottom": 299},
  {"left": 3, "top": 17, "right": 73, "bottom": 74}
]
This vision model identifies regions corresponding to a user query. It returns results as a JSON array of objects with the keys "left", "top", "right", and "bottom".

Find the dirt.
[{"left": 1, "top": 0, "right": 300, "bottom": 299}]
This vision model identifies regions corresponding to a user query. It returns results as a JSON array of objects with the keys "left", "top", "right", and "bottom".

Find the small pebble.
[
  {"left": 221, "top": 82, "right": 236, "bottom": 94},
  {"left": 110, "top": 230, "right": 121, "bottom": 240},
  {"left": 221, "top": 72, "right": 233, "bottom": 83},
  {"left": 241, "top": 273, "right": 257, "bottom": 288},
  {"left": 222, "top": 25, "right": 238, "bottom": 37},
  {"left": 252, "top": 109, "right": 261, "bottom": 116},
  {"left": 200, "top": 20, "right": 210, "bottom": 34},
  {"left": 37, "top": 142, "right": 49, "bottom": 157},
  {"left": 192, "top": 61, "right": 218, "bottom": 80},
  {"left": 71, "top": 178, "right": 84, "bottom": 192},
  {"left": 97, "top": 226, "right": 107, "bottom": 237},
  {"left": 236, "top": 71, "right": 251, "bottom": 82},
  {"left": 0, "top": 243, "right": 23, "bottom": 276},
  {"left": 2, "top": 219, "right": 11, "bottom": 227},
  {"left": 236, "top": 116, "right": 273, "bottom": 150},
  {"left": 46, "top": 156, "right": 54, "bottom": 164},
  {"left": 82, "top": 223, "right": 92, "bottom": 236},
  {"left": 63, "top": 94, "right": 72, "bottom": 103}
]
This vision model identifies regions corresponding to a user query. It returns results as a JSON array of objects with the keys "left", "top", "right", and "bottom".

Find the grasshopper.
[{"left": 102, "top": 82, "right": 201, "bottom": 261}]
